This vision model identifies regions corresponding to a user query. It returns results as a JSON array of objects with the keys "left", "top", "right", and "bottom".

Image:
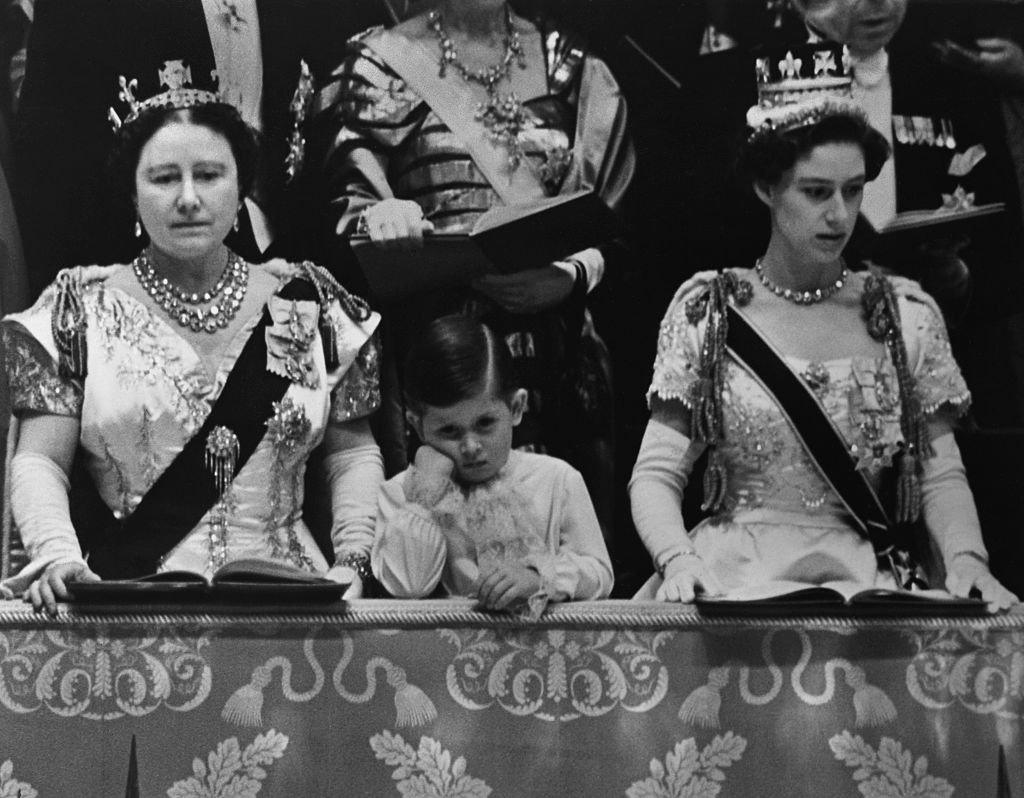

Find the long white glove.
[
  {"left": 2, "top": 451, "right": 88, "bottom": 598},
  {"left": 628, "top": 420, "right": 721, "bottom": 601},
  {"left": 921, "top": 432, "right": 1017, "bottom": 610},
  {"left": 324, "top": 443, "right": 384, "bottom": 597}
]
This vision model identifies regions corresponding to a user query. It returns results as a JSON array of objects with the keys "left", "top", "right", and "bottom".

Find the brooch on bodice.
[
  {"left": 266, "top": 295, "right": 319, "bottom": 388},
  {"left": 205, "top": 425, "right": 240, "bottom": 497},
  {"left": 266, "top": 397, "right": 311, "bottom": 454}
]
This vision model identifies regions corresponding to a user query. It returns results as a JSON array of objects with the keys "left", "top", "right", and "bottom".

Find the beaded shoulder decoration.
[
  {"left": 51, "top": 268, "right": 100, "bottom": 381},
  {"left": 294, "top": 262, "right": 373, "bottom": 371},
  {"left": 684, "top": 268, "right": 930, "bottom": 523}
]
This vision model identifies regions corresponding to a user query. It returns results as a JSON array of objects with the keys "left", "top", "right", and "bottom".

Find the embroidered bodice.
[
  {"left": 649, "top": 269, "right": 970, "bottom": 519},
  {"left": 2, "top": 260, "right": 381, "bottom": 575}
]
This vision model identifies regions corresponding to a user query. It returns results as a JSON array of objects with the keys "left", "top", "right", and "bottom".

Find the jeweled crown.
[
  {"left": 746, "top": 44, "right": 865, "bottom": 137},
  {"left": 108, "top": 60, "right": 223, "bottom": 130}
]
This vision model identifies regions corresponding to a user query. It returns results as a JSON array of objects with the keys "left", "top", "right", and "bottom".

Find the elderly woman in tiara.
[
  {"left": 312, "top": 0, "right": 633, "bottom": 530},
  {"left": 1, "top": 70, "right": 384, "bottom": 613},
  {"left": 629, "top": 46, "right": 1018, "bottom": 610}
]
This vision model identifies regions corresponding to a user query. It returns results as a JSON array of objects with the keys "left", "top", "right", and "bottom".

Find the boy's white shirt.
[{"left": 371, "top": 450, "right": 613, "bottom": 601}]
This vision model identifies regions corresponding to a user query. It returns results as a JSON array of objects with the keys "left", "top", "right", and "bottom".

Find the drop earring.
[{"left": 134, "top": 218, "right": 142, "bottom": 238}]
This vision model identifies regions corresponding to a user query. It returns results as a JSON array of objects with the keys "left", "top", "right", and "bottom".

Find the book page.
[
  {"left": 212, "top": 558, "right": 333, "bottom": 585},
  {"left": 703, "top": 580, "right": 845, "bottom": 603}
]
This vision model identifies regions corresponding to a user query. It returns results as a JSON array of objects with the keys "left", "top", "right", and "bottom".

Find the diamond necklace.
[
  {"left": 133, "top": 249, "right": 249, "bottom": 333},
  {"left": 428, "top": 4, "right": 529, "bottom": 171},
  {"left": 755, "top": 258, "right": 848, "bottom": 305}
]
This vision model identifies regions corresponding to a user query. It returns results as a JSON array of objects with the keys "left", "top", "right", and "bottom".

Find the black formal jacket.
[{"left": 13, "top": 0, "right": 387, "bottom": 295}]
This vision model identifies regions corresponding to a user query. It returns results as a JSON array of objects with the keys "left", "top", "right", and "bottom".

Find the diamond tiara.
[{"left": 108, "top": 60, "right": 223, "bottom": 130}]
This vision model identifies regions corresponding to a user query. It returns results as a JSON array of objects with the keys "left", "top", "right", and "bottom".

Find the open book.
[
  {"left": 695, "top": 580, "right": 986, "bottom": 616},
  {"left": 351, "top": 190, "right": 620, "bottom": 301},
  {"left": 66, "top": 558, "right": 347, "bottom": 604}
]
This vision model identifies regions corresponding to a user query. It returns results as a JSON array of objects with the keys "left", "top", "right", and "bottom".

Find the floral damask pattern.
[
  {"left": 0, "top": 628, "right": 212, "bottom": 718},
  {"left": 0, "top": 759, "right": 37, "bottom": 798},
  {"left": 369, "top": 730, "right": 491, "bottom": 798},
  {"left": 625, "top": 733, "right": 746, "bottom": 798},
  {"left": 829, "top": 731, "right": 954, "bottom": 798},
  {"left": 442, "top": 629, "right": 672, "bottom": 721},
  {"left": 905, "top": 629, "right": 1024, "bottom": 717},
  {"left": 166, "top": 729, "right": 288, "bottom": 798}
]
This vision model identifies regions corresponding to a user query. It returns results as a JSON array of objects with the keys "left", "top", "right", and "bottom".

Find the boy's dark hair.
[
  {"left": 737, "top": 111, "right": 891, "bottom": 188},
  {"left": 403, "top": 314, "right": 519, "bottom": 413},
  {"left": 109, "top": 103, "right": 260, "bottom": 202}
]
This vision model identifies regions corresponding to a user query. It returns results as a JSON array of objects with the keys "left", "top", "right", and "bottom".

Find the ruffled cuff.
[
  {"left": 406, "top": 465, "right": 462, "bottom": 512},
  {"left": 523, "top": 551, "right": 580, "bottom": 604},
  {"left": 371, "top": 506, "right": 448, "bottom": 598}
]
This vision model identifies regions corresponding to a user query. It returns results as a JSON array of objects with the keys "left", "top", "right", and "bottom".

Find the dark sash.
[
  {"left": 86, "top": 278, "right": 318, "bottom": 578},
  {"left": 724, "top": 305, "right": 902, "bottom": 553}
]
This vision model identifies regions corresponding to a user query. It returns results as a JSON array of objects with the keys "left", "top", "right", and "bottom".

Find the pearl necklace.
[
  {"left": 755, "top": 258, "right": 848, "bottom": 305},
  {"left": 133, "top": 250, "right": 249, "bottom": 333},
  {"left": 428, "top": 5, "right": 529, "bottom": 170}
]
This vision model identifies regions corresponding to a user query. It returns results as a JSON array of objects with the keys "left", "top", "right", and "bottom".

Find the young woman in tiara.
[
  {"left": 2, "top": 80, "right": 384, "bottom": 613},
  {"left": 312, "top": 0, "right": 633, "bottom": 536},
  {"left": 629, "top": 86, "right": 1018, "bottom": 610}
]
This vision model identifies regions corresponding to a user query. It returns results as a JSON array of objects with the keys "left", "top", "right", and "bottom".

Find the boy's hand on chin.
[
  {"left": 414, "top": 445, "right": 456, "bottom": 481},
  {"left": 477, "top": 563, "right": 542, "bottom": 611}
]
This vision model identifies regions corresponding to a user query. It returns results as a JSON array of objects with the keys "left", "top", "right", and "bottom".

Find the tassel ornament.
[
  {"left": 51, "top": 269, "right": 88, "bottom": 380},
  {"left": 862, "top": 270, "right": 930, "bottom": 525},
  {"left": 222, "top": 665, "right": 273, "bottom": 727},
  {"left": 895, "top": 446, "right": 922, "bottom": 524},
  {"left": 846, "top": 666, "right": 897, "bottom": 728},
  {"left": 678, "top": 667, "right": 729, "bottom": 729},
  {"left": 386, "top": 664, "right": 438, "bottom": 728}
]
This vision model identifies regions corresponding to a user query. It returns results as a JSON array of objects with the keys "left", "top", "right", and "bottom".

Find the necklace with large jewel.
[
  {"left": 428, "top": 4, "right": 529, "bottom": 171},
  {"left": 755, "top": 257, "right": 848, "bottom": 305},
  {"left": 133, "top": 249, "right": 249, "bottom": 333}
]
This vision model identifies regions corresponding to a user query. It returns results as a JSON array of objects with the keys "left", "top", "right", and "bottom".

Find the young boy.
[{"left": 371, "top": 315, "right": 613, "bottom": 614}]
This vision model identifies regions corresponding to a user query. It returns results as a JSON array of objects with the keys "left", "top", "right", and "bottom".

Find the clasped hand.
[{"left": 477, "top": 562, "right": 543, "bottom": 611}]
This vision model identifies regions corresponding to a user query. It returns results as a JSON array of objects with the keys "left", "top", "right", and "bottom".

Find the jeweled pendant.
[{"left": 205, "top": 425, "right": 240, "bottom": 497}]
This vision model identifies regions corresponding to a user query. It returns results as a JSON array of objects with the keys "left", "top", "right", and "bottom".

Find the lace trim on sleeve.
[
  {"left": 646, "top": 273, "right": 716, "bottom": 407},
  {"left": 0, "top": 321, "right": 82, "bottom": 417},
  {"left": 330, "top": 330, "right": 381, "bottom": 422},
  {"left": 901, "top": 291, "right": 971, "bottom": 417}
]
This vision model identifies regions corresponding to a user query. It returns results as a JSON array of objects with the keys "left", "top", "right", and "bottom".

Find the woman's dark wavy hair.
[
  {"left": 403, "top": 314, "right": 520, "bottom": 413},
  {"left": 108, "top": 102, "right": 260, "bottom": 202},
  {"left": 736, "top": 110, "right": 891, "bottom": 188}
]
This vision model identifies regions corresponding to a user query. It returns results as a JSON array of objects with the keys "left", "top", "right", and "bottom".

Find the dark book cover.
[{"left": 350, "top": 190, "right": 619, "bottom": 300}]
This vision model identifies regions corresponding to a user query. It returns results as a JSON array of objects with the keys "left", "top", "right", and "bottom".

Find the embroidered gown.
[
  {"left": 643, "top": 269, "right": 971, "bottom": 592},
  {"left": 1, "top": 259, "right": 380, "bottom": 580},
  {"left": 314, "top": 24, "right": 633, "bottom": 463}
]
